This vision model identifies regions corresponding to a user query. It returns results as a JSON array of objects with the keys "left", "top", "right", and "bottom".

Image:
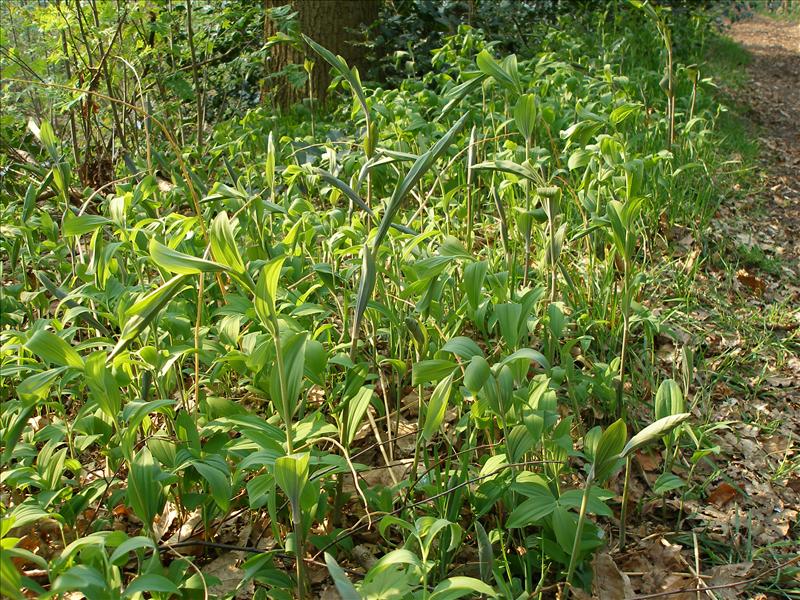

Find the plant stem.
[
  {"left": 565, "top": 474, "right": 593, "bottom": 597},
  {"left": 617, "top": 262, "right": 630, "bottom": 420},
  {"left": 619, "top": 454, "right": 632, "bottom": 550}
]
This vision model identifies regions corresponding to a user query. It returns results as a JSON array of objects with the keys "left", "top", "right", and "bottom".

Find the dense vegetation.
[{"left": 1, "top": 1, "right": 796, "bottom": 599}]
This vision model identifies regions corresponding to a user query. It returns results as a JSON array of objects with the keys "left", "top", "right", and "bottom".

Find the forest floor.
[
  {"left": 641, "top": 13, "right": 800, "bottom": 600},
  {"left": 581, "top": 14, "right": 800, "bottom": 600}
]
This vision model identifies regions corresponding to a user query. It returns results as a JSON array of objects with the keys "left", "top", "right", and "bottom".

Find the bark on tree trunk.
[{"left": 263, "top": 0, "right": 379, "bottom": 108}]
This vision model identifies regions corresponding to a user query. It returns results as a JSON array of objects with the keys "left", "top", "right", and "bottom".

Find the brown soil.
[{"left": 730, "top": 15, "right": 800, "bottom": 262}]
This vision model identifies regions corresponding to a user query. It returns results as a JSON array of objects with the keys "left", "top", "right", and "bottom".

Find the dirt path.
[{"left": 730, "top": 15, "right": 800, "bottom": 264}]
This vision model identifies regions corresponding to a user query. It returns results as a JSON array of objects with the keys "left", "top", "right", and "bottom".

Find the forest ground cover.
[{"left": 0, "top": 3, "right": 798, "bottom": 599}]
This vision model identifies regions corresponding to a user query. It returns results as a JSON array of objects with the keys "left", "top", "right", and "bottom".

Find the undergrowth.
[{"left": 0, "top": 2, "right": 795, "bottom": 599}]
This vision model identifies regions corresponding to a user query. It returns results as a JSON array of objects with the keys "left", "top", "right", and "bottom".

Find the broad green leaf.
[
  {"left": 423, "top": 373, "right": 453, "bottom": 441},
  {"left": 127, "top": 448, "right": 166, "bottom": 530},
  {"left": 109, "top": 536, "right": 156, "bottom": 564},
  {"left": 472, "top": 159, "right": 538, "bottom": 182},
  {"left": 124, "top": 574, "right": 179, "bottom": 597},
  {"left": 16, "top": 367, "right": 68, "bottom": 404},
  {"left": 312, "top": 167, "right": 375, "bottom": 218},
  {"left": 343, "top": 386, "right": 374, "bottom": 446},
  {"left": 514, "top": 94, "right": 537, "bottom": 143},
  {"left": 463, "top": 260, "right": 488, "bottom": 309},
  {"left": 655, "top": 378, "right": 684, "bottom": 420},
  {"left": 210, "top": 211, "right": 246, "bottom": 275},
  {"left": 269, "top": 331, "right": 308, "bottom": 424},
  {"left": 552, "top": 505, "right": 578, "bottom": 555},
  {"left": 621, "top": 413, "right": 691, "bottom": 458},
  {"left": 26, "top": 330, "right": 83, "bottom": 369},
  {"left": 324, "top": 552, "right": 360, "bottom": 599},
  {"left": 192, "top": 458, "right": 232, "bottom": 512},
  {"left": 606, "top": 200, "right": 628, "bottom": 260},
  {"left": 85, "top": 352, "right": 121, "bottom": 421},
  {"left": 265, "top": 131, "right": 276, "bottom": 190},
  {"left": 475, "top": 521, "right": 493, "bottom": 582},
  {"left": 149, "top": 238, "right": 227, "bottom": 275},
  {"left": 274, "top": 453, "right": 310, "bottom": 514},
  {"left": 437, "top": 75, "right": 486, "bottom": 122},
  {"left": 430, "top": 576, "right": 498, "bottom": 600},
  {"left": 476, "top": 50, "right": 519, "bottom": 93},
  {"left": 506, "top": 484, "right": 557, "bottom": 527},
  {"left": 592, "top": 418, "right": 627, "bottom": 482},
  {"left": 501, "top": 348, "right": 550, "bottom": 370},
  {"left": 255, "top": 255, "right": 286, "bottom": 326},
  {"left": 370, "top": 548, "right": 422, "bottom": 577},
  {"left": 110, "top": 275, "right": 189, "bottom": 360},
  {"left": 63, "top": 213, "right": 110, "bottom": 237},
  {"left": 351, "top": 246, "right": 376, "bottom": 350},
  {"left": 653, "top": 473, "right": 686, "bottom": 495},
  {"left": 441, "top": 336, "right": 483, "bottom": 360},
  {"left": 51, "top": 565, "right": 108, "bottom": 597},
  {"left": 464, "top": 355, "right": 491, "bottom": 394},
  {"left": 412, "top": 359, "right": 457, "bottom": 386},
  {"left": 495, "top": 302, "right": 523, "bottom": 348}
]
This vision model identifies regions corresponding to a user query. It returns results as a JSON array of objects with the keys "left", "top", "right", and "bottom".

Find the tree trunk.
[{"left": 263, "top": 0, "right": 379, "bottom": 108}]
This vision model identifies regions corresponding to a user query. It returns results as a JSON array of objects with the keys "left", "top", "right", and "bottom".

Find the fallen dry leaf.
[
  {"left": 592, "top": 552, "right": 634, "bottom": 599},
  {"left": 707, "top": 482, "right": 740, "bottom": 508},
  {"left": 736, "top": 269, "right": 766, "bottom": 295},
  {"left": 634, "top": 450, "right": 661, "bottom": 472}
]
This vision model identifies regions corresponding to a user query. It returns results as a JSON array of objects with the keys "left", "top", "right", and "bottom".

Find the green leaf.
[
  {"left": 266, "top": 132, "right": 276, "bottom": 190},
  {"left": 26, "top": 330, "right": 83, "bottom": 369},
  {"left": 303, "top": 35, "right": 370, "bottom": 126},
  {"left": 514, "top": 94, "right": 537, "bottom": 143},
  {"left": 472, "top": 160, "right": 538, "bottom": 182},
  {"left": 653, "top": 473, "right": 686, "bottom": 495},
  {"left": 464, "top": 356, "right": 491, "bottom": 394},
  {"left": 149, "top": 238, "right": 227, "bottom": 275},
  {"left": 430, "top": 576, "right": 498, "bottom": 600},
  {"left": 506, "top": 483, "right": 557, "bottom": 527},
  {"left": 441, "top": 336, "right": 483, "bottom": 360},
  {"left": 343, "top": 386, "right": 374, "bottom": 447},
  {"left": 210, "top": 212, "right": 246, "bottom": 275},
  {"left": 270, "top": 332, "right": 307, "bottom": 424},
  {"left": 476, "top": 50, "right": 520, "bottom": 93},
  {"left": 255, "top": 255, "right": 286, "bottom": 326},
  {"left": 192, "top": 457, "right": 232, "bottom": 512},
  {"left": 475, "top": 521, "right": 493, "bottom": 583},
  {"left": 351, "top": 245, "right": 377, "bottom": 350},
  {"left": 274, "top": 453, "right": 310, "bottom": 514},
  {"left": 63, "top": 213, "right": 110, "bottom": 237},
  {"left": 373, "top": 113, "right": 468, "bottom": 250},
  {"left": 412, "top": 359, "right": 457, "bottom": 386},
  {"left": 495, "top": 303, "right": 523, "bottom": 348},
  {"left": 655, "top": 378, "right": 684, "bottom": 420},
  {"left": 124, "top": 574, "right": 179, "bottom": 597},
  {"left": 16, "top": 367, "right": 68, "bottom": 404},
  {"left": 312, "top": 167, "right": 375, "bottom": 218},
  {"left": 592, "top": 418, "right": 627, "bottom": 482},
  {"left": 621, "top": 413, "right": 691, "bottom": 458},
  {"left": 51, "top": 565, "right": 108, "bottom": 597},
  {"left": 109, "top": 536, "right": 157, "bottom": 564},
  {"left": 423, "top": 373, "right": 453, "bottom": 441},
  {"left": 552, "top": 505, "right": 578, "bottom": 555},
  {"left": 85, "top": 352, "right": 121, "bottom": 421},
  {"left": 110, "top": 275, "right": 189, "bottom": 360},
  {"left": 463, "top": 260, "right": 488, "bottom": 309},
  {"left": 127, "top": 448, "right": 166, "bottom": 530},
  {"left": 325, "top": 553, "right": 360, "bottom": 599}
]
